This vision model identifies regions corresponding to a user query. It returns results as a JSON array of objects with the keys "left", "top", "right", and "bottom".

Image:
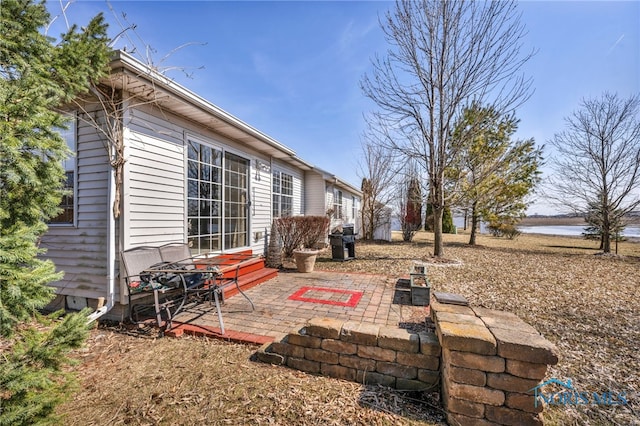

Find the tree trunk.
[
  {"left": 368, "top": 205, "right": 376, "bottom": 240},
  {"left": 433, "top": 206, "right": 444, "bottom": 257},
  {"left": 602, "top": 226, "right": 611, "bottom": 253},
  {"left": 469, "top": 203, "right": 479, "bottom": 246}
]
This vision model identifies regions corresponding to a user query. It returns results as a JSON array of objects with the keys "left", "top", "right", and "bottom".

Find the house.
[{"left": 41, "top": 50, "right": 361, "bottom": 321}]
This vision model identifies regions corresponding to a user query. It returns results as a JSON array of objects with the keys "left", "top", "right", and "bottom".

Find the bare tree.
[
  {"left": 52, "top": 1, "right": 204, "bottom": 219},
  {"left": 548, "top": 93, "right": 640, "bottom": 253},
  {"left": 361, "top": 0, "right": 533, "bottom": 256},
  {"left": 358, "top": 120, "right": 399, "bottom": 240}
]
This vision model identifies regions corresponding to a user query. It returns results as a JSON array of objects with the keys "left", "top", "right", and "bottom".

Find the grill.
[{"left": 329, "top": 224, "right": 356, "bottom": 261}]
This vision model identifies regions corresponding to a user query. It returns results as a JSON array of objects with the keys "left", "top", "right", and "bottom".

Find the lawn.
[{"left": 58, "top": 231, "right": 639, "bottom": 425}]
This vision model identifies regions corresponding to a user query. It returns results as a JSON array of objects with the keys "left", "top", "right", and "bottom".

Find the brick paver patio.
[{"left": 170, "top": 270, "right": 429, "bottom": 342}]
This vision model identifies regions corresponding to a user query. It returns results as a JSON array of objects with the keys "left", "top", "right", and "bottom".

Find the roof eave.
[{"left": 110, "top": 50, "right": 297, "bottom": 158}]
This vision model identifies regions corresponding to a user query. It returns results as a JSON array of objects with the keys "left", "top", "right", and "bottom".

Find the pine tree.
[
  {"left": 424, "top": 202, "right": 434, "bottom": 232},
  {"left": 0, "top": 1, "right": 111, "bottom": 423},
  {"left": 449, "top": 103, "right": 542, "bottom": 245},
  {"left": 442, "top": 206, "right": 455, "bottom": 234}
]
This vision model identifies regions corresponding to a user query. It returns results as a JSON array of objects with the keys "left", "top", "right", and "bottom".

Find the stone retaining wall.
[
  {"left": 256, "top": 295, "right": 559, "bottom": 425},
  {"left": 432, "top": 299, "right": 559, "bottom": 426},
  {"left": 256, "top": 317, "right": 442, "bottom": 391}
]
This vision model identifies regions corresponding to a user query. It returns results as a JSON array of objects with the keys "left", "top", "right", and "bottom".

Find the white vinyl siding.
[
  {"left": 126, "top": 127, "right": 185, "bottom": 247},
  {"left": 249, "top": 157, "right": 272, "bottom": 253},
  {"left": 352, "top": 195, "right": 357, "bottom": 223},
  {"left": 40, "top": 110, "right": 110, "bottom": 299},
  {"left": 304, "top": 172, "right": 326, "bottom": 216},
  {"left": 321, "top": 178, "right": 362, "bottom": 232},
  {"left": 40, "top": 87, "right": 361, "bottom": 312}
]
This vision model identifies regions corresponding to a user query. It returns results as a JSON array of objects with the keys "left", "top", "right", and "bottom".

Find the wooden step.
[
  {"left": 221, "top": 257, "right": 265, "bottom": 279},
  {"left": 222, "top": 267, "right": 278, "bottom": 299}
]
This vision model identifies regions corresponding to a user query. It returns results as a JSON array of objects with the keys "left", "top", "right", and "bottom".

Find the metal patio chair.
[{"left": 120, "top": 246, "right": 183, "bottom": 329}]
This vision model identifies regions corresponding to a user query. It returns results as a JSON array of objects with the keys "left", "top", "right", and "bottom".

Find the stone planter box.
[
  {"left": 411, "top": 261, "right": 427, "bottom": 275},
  {"left": 410, "top": 273, "right": 430, "bottom": 306}
]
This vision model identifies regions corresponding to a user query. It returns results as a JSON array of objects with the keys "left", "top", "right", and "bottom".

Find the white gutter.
[{"left": 87, "top": 146, "right": 116, "bottom": 322}]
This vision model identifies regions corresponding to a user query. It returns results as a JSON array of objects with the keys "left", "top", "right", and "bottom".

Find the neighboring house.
[
  {"left": 41, "top": 50, "right": 361, "bottom": 321},
  {"left": 303, "top": 166, "right": 361, "bottom": 233}
]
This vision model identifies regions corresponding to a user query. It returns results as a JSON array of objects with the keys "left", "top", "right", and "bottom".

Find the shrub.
[
  {"left": 442, "top": 206, "right": 455, "bottom": 234},
  {"left": 275, "top": 216, "right": 330, "bottom": 258},
  {"left": 501, "top": 224, "right": 521, "bottom": 240},
  {"left": 487, "top": 222, "right": 521, "bottom": 239}
]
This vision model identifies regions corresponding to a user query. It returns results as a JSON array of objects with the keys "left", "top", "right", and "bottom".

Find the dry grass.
[
  {"left": 58, "top": 231, "right": 639, "bottom": 425},
  {"left": 60, "top": 329, "right": 444, "bottom": 425},
  {"left": 319, "top": 231, "right": 640, "bottom": 425}
]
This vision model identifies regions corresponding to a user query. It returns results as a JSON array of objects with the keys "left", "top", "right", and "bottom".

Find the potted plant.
[
  {"left": 276, "top": 216, "right": 329, "bottom": 273},
  {"left": 292, "top": 248, "right": 320, "bottom": 273}
]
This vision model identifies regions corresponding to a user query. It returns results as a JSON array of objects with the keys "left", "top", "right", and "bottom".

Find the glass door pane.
[
  {"left": 224, "top": 152, "right": 249, "bottom": 250},
  {"left": 187, "top": 139, "right": 223, "bottom": 255}
]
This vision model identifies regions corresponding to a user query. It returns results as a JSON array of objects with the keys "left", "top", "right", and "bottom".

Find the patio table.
[{"left": 142, "top": 253, "right": 257, "bottom": 334}]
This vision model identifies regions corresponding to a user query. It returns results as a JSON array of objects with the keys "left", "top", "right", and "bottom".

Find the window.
[
  {"left": 49, "top": 118, "right": 76, "bottom": 225},
  {"left": 187, "top": 138, "right": 250, "bottom": 254},
  {"left": 352, "top": 195, "right": 357, "bottom": 221},
  {"left": 187, "top": 140, "right": 223, "bottom": 253},
  {"left": 333, "top": 189, "right": 343, "bottom": 219},
  {"left": 273, "top": 170, "right": 293, "bottom": 217},
  {"left": 224, "top": 152, "right": 249, "bottom": 250}
]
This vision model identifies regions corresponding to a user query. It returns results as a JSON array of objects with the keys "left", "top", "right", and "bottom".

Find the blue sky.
[{"left": 47, "top": 1, "right": 639, "bottom": 215}]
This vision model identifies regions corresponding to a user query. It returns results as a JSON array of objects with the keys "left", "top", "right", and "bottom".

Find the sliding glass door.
[
  {"left": 187, "top": 138, "right": 249, "bottom": 254},
  {"left": 224, "top": 152, "right": 249, "bottom": 250}
]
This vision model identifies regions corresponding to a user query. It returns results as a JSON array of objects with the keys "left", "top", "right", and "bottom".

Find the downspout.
[{"left": 87, "top": 140, "right": 117, "bottom": 322}]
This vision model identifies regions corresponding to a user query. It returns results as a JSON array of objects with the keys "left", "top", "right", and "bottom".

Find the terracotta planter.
[{"left": 293, "top": 249, "right": 319, "bottom": 273}]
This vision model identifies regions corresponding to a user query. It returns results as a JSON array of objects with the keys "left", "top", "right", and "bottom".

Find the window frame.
[
  {"left": 48, "top": 114, "right": 77, "bottom": 227},
  {"left": 272, "top": 169, "right": 293, "bottom": 218},
  {"left": 185, "top": 135, "right": 251, "bottom": 254},
  {"left": 333, "top": 188, "right": 343, "bottom": 220},
  {"left": 352, "top": 195, "right": 357, "bottom": 222}
]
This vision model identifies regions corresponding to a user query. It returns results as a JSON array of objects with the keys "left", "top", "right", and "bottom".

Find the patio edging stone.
[{"left": 256, "top": 293, "right": 559, "bottom": 425}]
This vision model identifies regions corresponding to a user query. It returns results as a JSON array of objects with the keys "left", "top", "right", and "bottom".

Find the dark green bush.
[{"left": 442, "top": 207, "right": 455, "bottom": 234}]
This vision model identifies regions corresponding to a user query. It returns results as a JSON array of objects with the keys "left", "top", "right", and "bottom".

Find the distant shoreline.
[
  {"left": 518, "top": 216, "right": 640, "bottom": 242},
  {"left": 520, "top": 216, "right": 587, "bottom": 226},
  {"left": 520, "top": 216, "right": 640, "bottom": 227}
]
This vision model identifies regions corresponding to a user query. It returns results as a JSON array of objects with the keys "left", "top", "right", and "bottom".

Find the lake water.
[
  {"left": 518, "top": 225, "right": 640, "bottom": 238},
  {"left": 394, "top": 217, "right": 640, "bottom": 238}
]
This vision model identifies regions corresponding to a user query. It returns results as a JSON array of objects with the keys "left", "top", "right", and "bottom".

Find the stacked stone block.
[
  {"left": 432, "top": 300, "right": 559, "bottom": 426},
  {"left": 256, "top": 317, "right": 442, "bottom": 391},
  {"left": 256, "top": 297, "right": 559, "bottom": 425}
]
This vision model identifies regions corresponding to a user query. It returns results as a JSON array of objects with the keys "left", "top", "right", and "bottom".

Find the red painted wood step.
[
  {"left": 222, "top": 267, "right": 279, "bottom": 299},
  {"left": 193, "top": 251, "right": 277, "bottom": 299},
  {"left": 221, "top": 257, "right": 265, "bottom": 279}
]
